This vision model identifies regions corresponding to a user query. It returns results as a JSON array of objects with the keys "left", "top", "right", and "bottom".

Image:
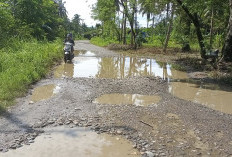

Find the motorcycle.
[{"left": 63, "top": 42, "right": 74, "bottom": 63}]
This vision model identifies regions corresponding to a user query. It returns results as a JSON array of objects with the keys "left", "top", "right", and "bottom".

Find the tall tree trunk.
[
  {"left": 165, "top": 3, "right": 170, "bottom": 32},
  {"left": 130, "top": 21, "right": 135, "bottom": 46},
  {"left": 209, "top": 6, "right": 214, "bottom": 49},
  {"left": 147, "top": 13, "right": 150, "bottom": 28},
  {"left": 163, "top": 4, "right": 175, "bottom": 53},
  {"left": 222, "top": 0, "right": 232, "bottom": 61},
  {"left": 101, "top": 21, "right": 104, "bottom": 36},
  {"left": 121, "top": 12, "right": 125, "bottom": 44},
  {"left": 175, "top": 0, "right": 207, "bottom": 59},
  {"left": 123, "top": 13, "right": 127, "bottom": 44},
  {"left": 126, "top": 5, "right": 135, "bottom": 46},
  {"left": 151, "top": 15, "right": 155, "bottom": 41},
  {"left": 120, "top": 0, "right": 131, "bottom": 45}
]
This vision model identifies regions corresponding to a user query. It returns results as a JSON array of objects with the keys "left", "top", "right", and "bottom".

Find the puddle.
[
  {"left": 30, "top": 84, "right": 60, "bottom": 102},
  {"left": 169, "top": 81, "right": 232, "bottom": 114},
  {"left": 54, "top": 56, "right": 172, "bottom": 79},
  {"left": 53, "top": 52, "right": 232, "bottom": 114},
  {"left": 74, "top": 50, "right": 96, "bottom": 57},
  {"left": 94, "top": 94, "right": 161, "bottom": 106},
  {"left": 54, "top": 63, "right": 74, "bottom": 78},
  {"left": 168, "top": 70, "right": 232, "bottom": 114},
  {"left": 1, "top": 126, "right": 139, "bottom": 157}
]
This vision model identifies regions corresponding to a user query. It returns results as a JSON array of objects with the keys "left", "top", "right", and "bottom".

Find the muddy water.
[
  {"left": 168, "top": 70, "right": 232, "bottom": 114},
  {"left": 54, "top": 55, "right": 172, "bottom": 79},
  {"left": 30, "top": 84, "right": 60, "bottom": 102},
  {"left": 74, "top": 50, "right": 96, "bottom": 57},
  {"left": 169, "top": 81, "right": 232, "bottom": 114},
  {"left": 2, "top": 126, "right": 139, "bottom": 157},
  {"left": 94, "top": 94, "right": 161, "bottom": 106},
  {"left": 54, "top": 51, "right": 232, "bottom": 114}
]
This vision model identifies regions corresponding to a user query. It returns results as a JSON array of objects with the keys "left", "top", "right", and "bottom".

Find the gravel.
[{"left": 0, "top": 40, "right": 232, "bottom": 156}]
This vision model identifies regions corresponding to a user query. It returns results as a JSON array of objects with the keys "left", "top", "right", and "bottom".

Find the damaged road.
[{"left": 1, "top": 40, "right": 232, "bottom": 156}]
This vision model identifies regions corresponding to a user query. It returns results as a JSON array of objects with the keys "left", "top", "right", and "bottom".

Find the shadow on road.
[{"left": 0, "top": 104, "right": 35, "bottom": 134}]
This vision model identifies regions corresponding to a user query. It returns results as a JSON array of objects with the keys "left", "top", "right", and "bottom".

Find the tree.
[
  {"left": 55, "top": 0, "right": 67, "bottom": 18},
  {"left": 0, "top": 2, "right": 15, "bottom": 47},
  {"left": 163, "top": 3, "right": 175, "bottom": 53},
  {"left": 92, "top": 0, "right": 119, "bottom": 39},
  {"left": 222, "top": 0, "right": 232, "bottom": 61},
  {"left": 72, "top": 14, "right": 82, "bottom": 35},
  {"left": 119, "top": 0, "right": 137, "bottom": 46},
  {"left": 175, "top": 0, "right": 207, "bottom": 59},
  {"left": 3, "top": 0, "right": 67, "bottom": 40}
]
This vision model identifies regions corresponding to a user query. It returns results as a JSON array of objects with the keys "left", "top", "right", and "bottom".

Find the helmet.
[{"left": 67, "top": 34, "right": 71, "bottom": 38}]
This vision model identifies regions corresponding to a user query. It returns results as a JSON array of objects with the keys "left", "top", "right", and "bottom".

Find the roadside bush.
[
  {"left": 90, "top": 37, "right": 118, "bottom": 47},
  {"left": 0, "top": 39, "right": 62, "bottom": 109}
]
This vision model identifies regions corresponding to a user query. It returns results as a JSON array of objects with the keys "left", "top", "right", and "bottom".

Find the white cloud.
[
  {"left": 64, "top": 0, "right": 147, "bottom": 28},
  {"left": 64, "top": 0, "right": 98, "bottom": 26}
]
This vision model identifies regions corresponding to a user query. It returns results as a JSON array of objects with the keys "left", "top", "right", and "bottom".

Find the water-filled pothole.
[
  {"left": 169, "top": 81, "right": 232, "bottom": 114},
  {"left": 53, "top": 51, "right": 232, "bottom": 114},
  {"left": 74, "top": 50, "right": 96, "bottom": 57},
  {"left": 54, "top": 56, "right": 172, "bottom": 79},
  {"left": 94, "top": 94, "right": 161, "bottom": 106},
  {"left": 2, "top": 126, "right": 139, "bottom": 157},
  {"left": 30, "top": 84, "right": 60, "bottom": 102}
]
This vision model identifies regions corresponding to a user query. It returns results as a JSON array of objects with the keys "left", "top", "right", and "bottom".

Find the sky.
[
  {"left": 64, "top": 0, "right": 147, "bottom": 27},
  {"left": 64, "top": 0, "right": 98, "bottom": 26}
]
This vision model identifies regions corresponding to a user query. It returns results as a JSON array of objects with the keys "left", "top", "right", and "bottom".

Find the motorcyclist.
[{"left": 64, "top": 33, "right": 75, "bottom": 55}]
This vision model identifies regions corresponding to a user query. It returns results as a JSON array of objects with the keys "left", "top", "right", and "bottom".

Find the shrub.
[{"left": 0, "top": 39, "right": 62, "bottom": 108}]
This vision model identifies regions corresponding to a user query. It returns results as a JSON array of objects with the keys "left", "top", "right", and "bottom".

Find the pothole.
[
  {"left": 53, "top": 50, "right": 232, "bottom": 114},
  {"left": 54, "top": 56, "right": 172, "bottom": 79},
  {"left": 169, "top": 81, "right": 232, "bottom": 114},
  {"left": 93, "top": 94, "right": 161, "bottom": 106},
  {"left": 30, "top": 84, "right": 60, "bottom": 102},
  {"left": 74, "top": 50, "right": 96, "bottom": 57},
  {"left": 1, "top": 126, "right": 140, "bottom": 157}
]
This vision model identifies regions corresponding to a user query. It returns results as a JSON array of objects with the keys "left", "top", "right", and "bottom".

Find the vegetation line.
[{"left": 0, "top": 39, "right": 62, "bottom": 110}]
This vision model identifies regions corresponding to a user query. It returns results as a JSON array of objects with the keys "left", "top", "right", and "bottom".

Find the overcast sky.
[
  {"left": 64, "top": 0, "right": 98, "bottom": 26},
  {"left": 64, "top": 0, "right": 147, "bottom": 27}
]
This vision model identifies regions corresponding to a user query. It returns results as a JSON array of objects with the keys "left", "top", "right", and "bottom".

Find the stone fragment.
[{"left": 145, "top": 151, "right": 155, "bottom": 157}]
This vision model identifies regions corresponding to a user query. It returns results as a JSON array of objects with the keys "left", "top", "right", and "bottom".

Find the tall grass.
[
  {"left": 0, "top": 38, "right": 63, "bottom": 109},
  {"left": 90, "top": 37, "right": 118, "bottom": 47}
]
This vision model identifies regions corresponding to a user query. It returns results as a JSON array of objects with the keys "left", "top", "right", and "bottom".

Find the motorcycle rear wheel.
[{"left": 64, "top": 55, "right": 68, "bottom": 63}]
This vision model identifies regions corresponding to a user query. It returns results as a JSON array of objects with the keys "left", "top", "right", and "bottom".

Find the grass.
[
  {"left": 0, "top": 38, "right": 63, "bottom": 109},
  {"left": 90, "top": 37, "right": 118, "bottom": 47}
]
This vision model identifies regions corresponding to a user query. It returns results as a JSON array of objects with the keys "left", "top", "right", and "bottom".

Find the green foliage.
[
  {"left": 0, "top": 2, "right": 15, "bottom": 47},
  {"left": 92, "top": 0, "right": 120, "bottom": 40},
  {"left": 92, "top": 0, "right": 117, "bottom": 22},
  {"left": 0, "top": 0, "right": 69, "bottom": 44},
  {"left": 0, "top": 39, "right": 62, "bottom": 108},
  {"left": 90, "top": 37, "right": 118, "bottom": 47}
]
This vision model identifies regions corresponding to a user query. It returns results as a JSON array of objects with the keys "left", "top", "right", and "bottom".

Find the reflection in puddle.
[
  {"left": 74, "top": 50, "right": 96, "bottom": 57},
  {"left": 30, "top": 84, "right": 60, "bottom": 102},
  {"left": 169, "top": 81, "right": 232, "bottom": 114},
  {"left": 94, "top": 94, "right": 161, "bottom": 106},
  {"left": 168, "top": 70, "right": 232, "bottom": 114},
  {"left": 53, "top": 52, "right": 232, "bottom": 114},
  {"left": 1, "top": 126, "right": 139, "bottom": 157},
  {"left": 54, "top": 56, "right": 172, "bottom": 79},
  {"left": 54, "top": 63, "right": 74, "bottom": 78}
]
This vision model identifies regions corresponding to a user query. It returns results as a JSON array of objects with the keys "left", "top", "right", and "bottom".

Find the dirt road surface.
[{"left": 1, "top": 40, "right": 232, "bottom": 156}]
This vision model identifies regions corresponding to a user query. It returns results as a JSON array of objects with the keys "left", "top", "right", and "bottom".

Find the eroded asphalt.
[{"left": 1, "top": 40, "right": 232, "bottom": 156}]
